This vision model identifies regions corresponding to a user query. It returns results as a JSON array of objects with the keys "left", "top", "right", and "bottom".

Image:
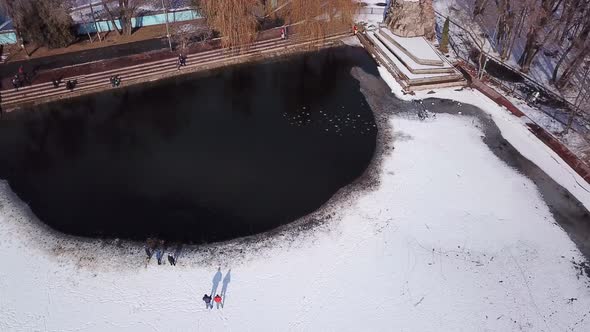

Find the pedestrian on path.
[
  {"left": 144, "top": 245, "right": 153, "bottom": 261},
  {"left": 144, "top": 238, "right": 157, "bottom": 266},
  {"left": 527, "top": 90, "right": 540, "bottom": 105},
  {"left": 17, "top": 65, "right": 30, "bottom": 86},
  {"left": 214, "top": 294, "right": 222, "bottom": 309},
  {"left": 110, "top": 75, "right": 121, "bottom": 87},
  {"left": 167, "top": 253, "right": 176, "bottom": 266},
  {"left": 12, "top": 75, "right": 19, "bottom": 91},
  {"left": 177, "top": 54, "right": 187, "bottom": 70},
  {"left": 66, "top": 79, "right": 77, "bottom": 91},
  {"left": 203, "top": 294, "right": 212, "bottom": 309},
  {"left": 52, "top": 78, "right": 60, "bottom": 88},
  {"left": 281, "top": 27, "right": 287, "bottom": 40}
]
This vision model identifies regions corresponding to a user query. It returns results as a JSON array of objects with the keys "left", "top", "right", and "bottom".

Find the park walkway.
[{"left": 0, "top": 30, "right": 350, "bottom": 111}]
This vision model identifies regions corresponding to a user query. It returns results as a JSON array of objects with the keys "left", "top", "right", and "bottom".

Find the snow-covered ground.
[
  {"left": 2, "top": 55, "right": 590, "bottom": 330},
  {"left": 378, "top": 64, "right": 590, "bottom": 205}
]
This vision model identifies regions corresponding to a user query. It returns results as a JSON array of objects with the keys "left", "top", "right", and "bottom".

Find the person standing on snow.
[
  {"left": 203, "top": 294, "right": 212, "bottom": 309},
  {"left": 167, "top": 253, "right": 176, "bottom": 266},
  {"left": 214, "top": 294, "right": 222, "bottom": 309},
  {"left": 145, "top": 245, "right": 153, "bottom": 260},
  {"left": 156, "top": 248, "right": 164, "bottom": 265}
]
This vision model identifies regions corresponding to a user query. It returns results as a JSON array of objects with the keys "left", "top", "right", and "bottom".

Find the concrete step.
[
  {"left": 363, "top": 32, "right": 464, "bottom": 90},
  {"left": 373, "top": 31, "right": 455, "bottom": 75},
  {"left": 1, "top": 37, "right": 287, "bottom": 98},
  {"left": 378, "top": 28, "right": 445, "bottom": 67},
  {"left": 2, "top": 34, "right": 345, "bottom": 107},
  {"left": 1, "top": 38, "right": 291, "bottom": 102},
  {"left": 408, "top": 80, "right": 467, "bottom": 91},
  {"left": 408, "top": 79, "right": 466, "bottom": 92}
]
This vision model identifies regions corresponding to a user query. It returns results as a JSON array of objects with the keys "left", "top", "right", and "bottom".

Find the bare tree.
[
  {"left": 473, "top": 0, "right": 491, "bottom": 18},
  {"left": 279, "top": 0, "right": 358, "bottom": 41},
  {"left": 562, "top": 61, "right": 590, "bottom": 135},
  {"left": 102, "top": 0, "right": 156, "bottom": 36},
  {"left": 553, "top": 16, "right": 590, "bottom": 85},
  {"left": 556, "top": 0, "right": 583, "bottom": 44},
  {"left": 0, "top": 0, "right": 24, "bottom": 47},
  {"left": 518, "top": 0, "right": 564, "bottom": 73},
  {"left": 196, "top": 0, "right": 260, "bottom": 50},
  {"left": 495, "top": 0, "right": 517, "bottom": 60},
  {"left": 101, "top": 1, "right": 122, "bottom": 35},
  {"left": 171, "top": 23, "right": 212, "bottom": 53},
  {"left": 557, "top": 40, "right": 590, "bottom": 88},
  {"left": 551, "top": 0, "right": 590, "bottom": 86},
  {"left": 2, "top": 0, "right": 75, "bottom": 49}
]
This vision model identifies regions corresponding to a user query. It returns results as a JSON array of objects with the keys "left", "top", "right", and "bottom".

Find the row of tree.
[
  {"left": 0, "top": 0, "right": 358, "bottom": 51},
  {"left": 193, "top": 0, "right": 357, "bottom": 48},
  {"left": 472, "top": 0, "right": 590, "bottom": 89}
]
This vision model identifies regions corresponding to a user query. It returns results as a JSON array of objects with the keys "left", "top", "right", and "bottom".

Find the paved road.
[{"left": 1, "top": 37, "right": 170, "bottom": 78}]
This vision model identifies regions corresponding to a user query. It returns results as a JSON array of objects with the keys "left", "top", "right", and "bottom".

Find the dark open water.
[{"left": 0, "top": 46, "right": 378, "bottom": 243}]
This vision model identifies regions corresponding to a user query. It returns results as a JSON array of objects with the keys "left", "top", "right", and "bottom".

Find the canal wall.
[{"left": 76, "top": 9, "right": 202, "bottom": 35}]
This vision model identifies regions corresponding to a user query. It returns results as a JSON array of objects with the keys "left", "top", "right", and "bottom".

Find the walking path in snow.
[{"left": 1, "top": 50, "right": 590, "bottom": 330}]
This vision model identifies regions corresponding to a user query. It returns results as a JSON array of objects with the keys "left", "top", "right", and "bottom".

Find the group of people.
[
  {"left": 202, "top": 294, "right": 223, "bottom": 309},
  {"left": 202, "top": 268, "right": 231, "bottom": 310},
  {"left": 11, "top": 65, "right": 30, "bottom": 91},
  {"left": 65, "top": 79, "right": 77, "bottom": 91},
  {"left": 49, "top": 77, "right": 77, "bottom": 91},
  {"left": 110, "top": 75, "right": 122, "bottom": 87},
  {"left": 144, "top": 239, "right": 180, "bottom": 266}
]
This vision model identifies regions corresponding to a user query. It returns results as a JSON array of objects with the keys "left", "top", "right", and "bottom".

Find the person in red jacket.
[{"left": 214, "top": 294, "right": 222, "bottom": 309}]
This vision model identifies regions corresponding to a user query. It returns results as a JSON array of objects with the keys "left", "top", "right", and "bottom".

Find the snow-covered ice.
[{"left": 378, "top": 65, "right": 590, "bottom": 209}]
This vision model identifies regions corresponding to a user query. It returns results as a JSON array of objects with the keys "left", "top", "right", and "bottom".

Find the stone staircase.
[
  {"left": 1, "top": 32, "right": 349, "bottom": 111},
  {"left": 361, "top": 27, "right": 465, "bottom": 91}
]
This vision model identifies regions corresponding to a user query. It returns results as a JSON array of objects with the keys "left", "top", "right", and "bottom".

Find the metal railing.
[{"left": 435, "top": 10, "right": 590, "bottom": 137}]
